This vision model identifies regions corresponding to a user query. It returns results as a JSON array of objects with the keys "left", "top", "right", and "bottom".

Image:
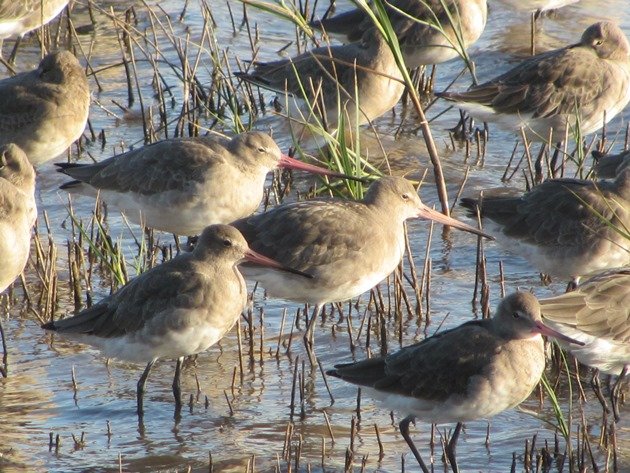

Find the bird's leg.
[
  {"left": 565, "top": 276, "right": 580, "bottom": 293},
  {"left": 549, "top": 141, "right": 564, "bottom": 178},
  {"left": 611, "top": 366, "right": 628, "bottom": 423},
  {"left": 303, "top": 304, "right": 321, "bottom": 366},
  {"left": 447, "top": 109, "right": 470, "bottom": 141},
  {"left": 0, "top": 39, "right": 14, "bottom": 74},
  {"left": 445, "top": 422, "right": 463, "bottom": 473},
  {"left": 399, "top": 415, "right": 430, "bottom": 473},
  {"left": 0, "top": 318, "right": 8, "bottom": 377},
  {"left": 530, "top": 12, "right": 537, "bottom": 56},
  {"left": 7, "top": 37, "right": 22, "bottom": 65},
  {"left": 534, "top": 143, "right": 547, "bottom": 184},
  {"left": 137, "top": 359, "right": 157, "bottom": 418},
  {"left": 173, "top": 357, "right": 184, "bottom": 414},
  {"left": 590, "top": 369, "right": 611, "bottom": 415}
]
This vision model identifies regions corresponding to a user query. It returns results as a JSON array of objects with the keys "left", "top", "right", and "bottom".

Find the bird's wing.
[
  {"left": 236, "top": 41, "right": 368, "bottom": 101},
  {"left": 0, "top": 72, "right": 60, "bottom": 132},
  {"left": 57, "top": 139, "right": 226, "bottom": 194},
  {"left": 331, "top": 320, "right": 502, "bottom": 401},
  {"left": 45, "top": 258, "right": 209, "bottom": 338},
  {"left": 541, "top": 269, "right": 630, "bottom": 342},
  {"left": 464, "top": 178, "right": 627, "bottom": 246},
  {"left": 440, "top": 46, "right": 609, "bottom": 119},
  {"left": 233, "top": 200, "right": 373, "bottom": 271}
]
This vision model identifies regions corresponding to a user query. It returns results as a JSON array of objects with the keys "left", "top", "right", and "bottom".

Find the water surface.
[{"left": 0, "top": 1, "right": 628, "bottom": 472}]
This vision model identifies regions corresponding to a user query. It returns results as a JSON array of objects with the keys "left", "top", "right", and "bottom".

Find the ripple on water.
[{"left": 1, "top": 0, "right": 629, "bottom": 471}]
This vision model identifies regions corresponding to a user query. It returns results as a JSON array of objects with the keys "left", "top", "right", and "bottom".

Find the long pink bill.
[
  {"left": 417, "top": 203, "right": 495, "bottom": 240},
  {"left": 279, "top": 154, "right": 369, "bottom": 183},
  {"left": 244, "top": 248, "right": 313, "bottom": 279},
  {"left": 534, "top": 321, "right": 586, "bottom": 346}
]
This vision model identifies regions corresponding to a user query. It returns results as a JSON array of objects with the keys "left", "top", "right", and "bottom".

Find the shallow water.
[{"left": 0, "top": 0, "right": 628, "bottom": 472}]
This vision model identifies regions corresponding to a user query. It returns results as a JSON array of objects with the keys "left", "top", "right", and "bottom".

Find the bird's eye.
[{"left": 222, "top": 239, "right": 232, "bottom": 247}]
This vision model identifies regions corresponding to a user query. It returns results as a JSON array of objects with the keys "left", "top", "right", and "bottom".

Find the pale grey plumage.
[
  {"left": 57, "top": 131, "right": 359, "bottom": 235},
  {"left": 41, "top": 224, "right": 308, "bottom": 414},
  {"left": 328, "top": 292, "right": 579, "bottom": 472},
  {"left": 0, "top": 0, "right": 69, "bottom": 40},
  {"left": 438, "top": 22, "right": 630, "bottom": 141},
  {"left": 0, "top": 143, "right": 36, "bottom": 293},
  {"left": 329, "top": 292, "right": 548, "bottom": 421},
  {"left": 42, "top": 225, "right": 253, "bottom": 362},
  {"left": 234, "top": 176, "right": 490, "bottom": 306},
  {"left": 311, "top": 0, "right": 487, "bottom": 69},
  {"left": 460, "top": 169, "right": 630, "bottom": 282},
  {"left": 0, "top": 50, "right": 90, "bottom": 165},
  {"left": 236, "top": 28, "right": 404, "bottom": 129},
  {"left": 541, "top": 268, "right": 630, "bottom": 375}
]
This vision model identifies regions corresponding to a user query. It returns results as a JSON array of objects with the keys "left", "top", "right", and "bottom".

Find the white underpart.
[
  {"left": 483, "top": 221, "right": 630, "bottom": 280},
  {"left": 544, "top": 320, "right": 629, "bottom": 375},
  {"left": 78, "top": 165, "right": 268, "bottom": 235},
  {"left": 0, "top": 1, "right": 68, "bottom": 39},
  {"left": 72, "top": 310, "right": 239, "bottom": 364},
  {"left": 498, "top": 0, "right": 579, "bottom": 13},
  {"left": 241, "top": 229, "right": 406, "bottom": 304}
]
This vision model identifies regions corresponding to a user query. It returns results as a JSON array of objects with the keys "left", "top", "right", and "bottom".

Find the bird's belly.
[
  {"left": 102, "top": 189, "right": 259, "bottom": 235},
  {"left": 406, "top": 44, "right": 460, "bottom": 68},
  {"left": 543, "top": 322, "right": 629, "bottom": 375},
  {"left": 0, "top": 223, "right": 30, "bottom": 292},
  {"left": 242, "top": 261, "right": 401, "bottom": 305},
  {"left": 365, "top": 385, "right": 535, "bottom": 424},
  {"left": 21, "top": 104, "right": 89, "bottom": 165},
  {"left": 92, "top": 324, "right": 236, "bottom": 363},
  {"left": 508, "top": 238, "right": 630, "bottom": 279}
]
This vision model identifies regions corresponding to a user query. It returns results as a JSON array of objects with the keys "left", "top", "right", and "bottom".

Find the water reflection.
[{"left": 0, "top": 0, "right": 628, "bottom": 472}]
